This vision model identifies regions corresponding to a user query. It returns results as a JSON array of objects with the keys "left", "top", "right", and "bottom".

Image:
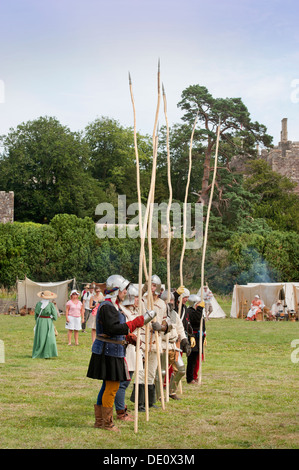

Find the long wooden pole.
[
  {"left": 162, "top": 83, "right": 172, "bottom": 402},
  {"left": 128, "top": 73, "right": 145, "bottom": 434},
  {"left": 178, "top": 112, "right": 199, "bottom": 317},
  {"left": 147, "top": 60, "right": 165, "bottom": 414},
  {"left": 198, "top": 119, "right": 221, "bottom": 386}
]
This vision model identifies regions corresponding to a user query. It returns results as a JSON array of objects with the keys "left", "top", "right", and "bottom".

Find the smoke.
[{"left": 236, "top": 248, "right": 279, "bottom": 285}]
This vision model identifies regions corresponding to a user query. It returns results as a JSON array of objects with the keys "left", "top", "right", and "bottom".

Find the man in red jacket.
[{"left": 87, "top": 274, "right": 156, "bottom": 431}]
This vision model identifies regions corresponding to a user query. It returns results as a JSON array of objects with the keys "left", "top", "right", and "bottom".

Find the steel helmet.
[
  {"left": 151, "top": 274, "right": 162, "bottom": 295},
  {"left": 188, "top": 294, "right": 201, "bottom": 307},
  {"left": 105, "top": 274, "right": 131, "bottom": 298},
  {"left": 160, "top": 289, "right": 174, "bottom": 302},
  {"left": 122, "top": 284, "right": 139, "bottom": 306}
]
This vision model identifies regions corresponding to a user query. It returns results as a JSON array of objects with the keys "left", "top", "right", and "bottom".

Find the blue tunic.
[
  {"left": 86, "top": 299, "right": 130, "bottom": 382},
  {"left": 92, "top": 300, "right": 127, "bottom": 358}
]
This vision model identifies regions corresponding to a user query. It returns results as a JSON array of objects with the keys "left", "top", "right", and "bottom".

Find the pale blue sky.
[{"left": 1, "top": 0, "right": 298, "bottom": 144}]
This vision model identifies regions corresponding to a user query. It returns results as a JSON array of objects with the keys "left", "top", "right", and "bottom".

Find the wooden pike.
[
  {"left": 146, "top": 60, "right": 165, "bottom": 415},
  {"left": 128, "top": 72, "right": 145, "bottom": 433},
  {"left": 176, "top": 111, "right": 198, "bottom": 395},
  {"left": 162, "top": 82, "right": 172, "bottom": 402},
  {"left": 178, "top": 111, "right": 199, "bottom": 316},
  {"left": 198, "top": 118, "right": 221, "bottom": 386}
]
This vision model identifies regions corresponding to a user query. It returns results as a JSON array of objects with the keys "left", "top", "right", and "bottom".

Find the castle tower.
[
  {"left": 0, "top": 191, "right": 14, "bottom": 223},
  {"left": 260, "top": 118, "right": 299, "bottom": 194}
]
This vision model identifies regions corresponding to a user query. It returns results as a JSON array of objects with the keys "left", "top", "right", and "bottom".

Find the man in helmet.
[
  {"left": 114, "top": 284, "right": 144, "bottom": 422},
  {"left": 158, "top": 290, "right": 191, "bottom": 400},
  {"left": 131, "top": 274, "right": 168, "bottom": 411},
  {"left": 87, "top": 274, "right": 156, "bottom": 431},
  {"left": 173, "top": 286, "right": 192, "bottom": 338},
  {"left": 186, "top": 294, "right": 206, "bottom": 384}
]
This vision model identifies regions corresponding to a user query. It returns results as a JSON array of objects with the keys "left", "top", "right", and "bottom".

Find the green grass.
[{"left": 0, "top": 313, "right": 298, "bottom": 449}]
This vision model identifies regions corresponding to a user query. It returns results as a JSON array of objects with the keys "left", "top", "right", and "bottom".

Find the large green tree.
[
  {"left": 177, "top": 85, "right": 273, "bottom": 205},
  {"left": 0, "top": 116, "right": 104, "bottom": 222},
  {"left": 84, "top": 117, "right": 153, "bottom": 205}
]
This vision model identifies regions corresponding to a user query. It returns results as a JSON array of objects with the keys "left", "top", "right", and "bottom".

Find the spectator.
[
  {"left": 87, "top": 286, "right": 104, "bottom": 343},
  {"left": 82, "top": 284, "right": 94, "bottom": 333},
  {"left": 32, "top": 290, "right": 58, "bottom": 359},
  {"left": 65, "top": 290, "right": 84, "bottom": 345}
]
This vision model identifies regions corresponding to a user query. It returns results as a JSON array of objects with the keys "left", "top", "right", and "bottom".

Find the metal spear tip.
[
  {"left": 162, "top": 83, "right": 165, "bottom": 95},
  {"left": 128, "top": 72, "right": 132, "bottom": 85}
]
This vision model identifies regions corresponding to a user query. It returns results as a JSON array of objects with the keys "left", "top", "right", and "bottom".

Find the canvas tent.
[
  {"left": 195, "top": 289, "right": 226, "bottom": 318},
  {"left": 230, "top": 282, "right": 299, "bottom": 318},
  {"left": 207, "top": 296, "right": 226, "bottom": 318},
  {"left": 17, "top": 277, "right": 74, "bottom": 313}
]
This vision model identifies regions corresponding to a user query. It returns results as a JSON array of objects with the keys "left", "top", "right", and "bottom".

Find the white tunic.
[
  {"left": 120, "top": 303, "right": 143, "bottom": 372},
  {"left": 140, "top": 294, "right": 166, "bottom": 352},
  {"left": 161, "top": 310, "right": 186, "bottom": 351}
]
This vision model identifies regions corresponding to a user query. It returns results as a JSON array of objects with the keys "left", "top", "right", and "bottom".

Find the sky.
[{"left": 1, "top": 0, "right": 299, "bottom": 146}]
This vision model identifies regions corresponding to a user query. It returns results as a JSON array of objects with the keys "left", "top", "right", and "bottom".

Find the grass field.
[{"left": 0, "top": 306, "right": 298, "bottom": 450}]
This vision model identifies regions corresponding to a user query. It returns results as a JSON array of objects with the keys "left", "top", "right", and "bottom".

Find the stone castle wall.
[
  {"left": 0, "top": 191, "right": 14, "bottom": 223},
  {"left": 230, "top": 119, "right": 299, "bottom": 195},
  {"left": 260, "top": 140, "right": 299, "bottom": 194}
]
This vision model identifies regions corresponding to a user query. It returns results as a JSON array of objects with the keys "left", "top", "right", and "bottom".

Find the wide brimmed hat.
[{"left": 37, "top": 290, "right": 57, "bottom": 300}]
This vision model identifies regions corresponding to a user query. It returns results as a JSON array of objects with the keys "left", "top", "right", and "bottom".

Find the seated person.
[
  {"left": 246, "top": 294, "right": 264, "bottom": 321},
  {"left": 271, "top": 300, "right": 284, "bottom": 317},
  {"left": 271, "top": 299, "right": 288, "bottom": 319}
]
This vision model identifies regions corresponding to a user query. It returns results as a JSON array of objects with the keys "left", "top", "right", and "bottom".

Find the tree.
[
  {"left": 84, "top": 117, "right": 153, "bottom": 206},
  {"left": 0, "top": 117, "right": 103, "bottom": 222},
  {"left": 177, "top": 85, "right": 273, "bottom": 205}
]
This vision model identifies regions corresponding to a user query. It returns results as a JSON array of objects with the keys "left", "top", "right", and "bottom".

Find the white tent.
[
  {"left": 195, "top": 290, "right": 226, "bottom": 318},
  {"left": 230, "top": 282, "right": 299, "bottom": 318},
  {"left": 17, "top": 277, "right": 74, "bottom": 313},
  {"left": 208, "top": 296, "right": 226, "bottom": 318}
]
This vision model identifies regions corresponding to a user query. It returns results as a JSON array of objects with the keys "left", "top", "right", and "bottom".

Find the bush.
[{"left": 0, "top": 215, "right": 167, "bottom": 287}]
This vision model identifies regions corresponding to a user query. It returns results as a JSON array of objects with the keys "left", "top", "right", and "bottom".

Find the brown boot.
[
  {"left": 116, "top": 409, "right": 134, "bottom": 422},
  {"left": 102, "top": 406, "right": 120, "bottom": 432},
  {"left": 94, "top": 404, "right": 103, "bottom": 428}
]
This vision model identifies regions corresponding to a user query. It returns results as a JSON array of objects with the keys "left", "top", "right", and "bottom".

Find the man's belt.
[
  {"left": 39, "top": 315, "right": 52, "bottom": 318},
  {"left": 96, "top": 334, "right": 127, "bottom": 346}
]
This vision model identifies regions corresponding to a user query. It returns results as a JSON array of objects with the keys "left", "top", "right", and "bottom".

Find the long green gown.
[{"left": 32, "top": 301, "right": 58, "bottom": 359}]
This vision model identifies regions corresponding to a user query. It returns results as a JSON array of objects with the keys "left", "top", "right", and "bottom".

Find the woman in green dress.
[{"left": 32, "top": 290, "right": 58, "bottom": 359}]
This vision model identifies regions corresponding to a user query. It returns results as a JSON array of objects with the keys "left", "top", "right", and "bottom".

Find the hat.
[
  {"left": 254, "top": 294, "right": 260, "bottom": 299},
  {"left": 37, "top": 290, "right": 57, "bottom": 300},
  {"left": 70, "top": 289, "right": 80, "bottom": 296}
]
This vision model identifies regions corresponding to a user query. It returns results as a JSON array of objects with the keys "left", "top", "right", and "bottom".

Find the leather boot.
[
  {"left": 130, "top": 384, "right": 145, "bottom": 412},
  {"left": 94, "top": 404, "right": 103, "bottom": 428},
  {"left": 102, "top": 406, "right": 120, "bottom": 432},
  {"left": 148, "top": 384, "right": 158, "bottom": 408},
  {"left": 116, "top": 408, "right": 134, "bottom": 421}
]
